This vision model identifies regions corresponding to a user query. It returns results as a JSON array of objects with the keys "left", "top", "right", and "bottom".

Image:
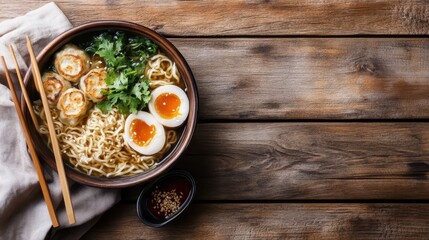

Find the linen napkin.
[{"left": 0, "top": 3, "right": 120, "bottom": 240}]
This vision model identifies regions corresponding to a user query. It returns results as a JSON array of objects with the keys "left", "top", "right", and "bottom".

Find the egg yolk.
[
  {"left": 155, "top": 93, "right": 181, "bottom": 119},
  {"left": 130, "top": 119, "right": 156, "bottom": 146}
]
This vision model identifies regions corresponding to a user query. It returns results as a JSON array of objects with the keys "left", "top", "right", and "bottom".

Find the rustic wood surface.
[
  {"left": 2, "top": 0, "right": 429, "bottom": 239},
  {"left": 121, "top": 122, "right": 429, "bottom": 201},
  {"left": 169, "top": 123, "right": 429, "bottom": 200},
  {"left": 83, "top": 203, "right": 429, "bottom": 239},
  {"left": 171, "top": 38, "right": 429, "bottom": 120},
  {"left": 2, "top": 0, "right": 429, "bottom": 35}
]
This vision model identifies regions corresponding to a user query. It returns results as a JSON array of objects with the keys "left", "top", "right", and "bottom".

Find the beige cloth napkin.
[{"left": 0, "top": 3, "right": 120, "bottom": 240}]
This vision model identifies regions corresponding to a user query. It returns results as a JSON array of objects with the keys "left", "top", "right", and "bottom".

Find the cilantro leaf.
[
  {"left": 87, "top": 32, "right": 157, "bottom": 114},
  {"left": 97, "top": 100, "right": 114, "bottom": 113}
]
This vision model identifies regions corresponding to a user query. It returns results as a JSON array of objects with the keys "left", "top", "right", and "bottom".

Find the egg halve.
[
  {"left": 148, "top": 85, "right": 189, "bottom": 128},
  {"left": 124, "top": 111, "right": 166, "bottom": 155}
]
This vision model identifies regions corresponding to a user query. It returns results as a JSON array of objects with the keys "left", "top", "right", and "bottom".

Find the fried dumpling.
[
  {"left": 41, "top": 72, "right": 71, "bottom": 107},
  {"left": 57, "top": 88, "right": 90, "bottom": 126},
  {"left": 79, "top": 68, "right": 108, "bottom": 102},
  {"left": 54, "top": 44, "right": 90, "bottom": 82}
]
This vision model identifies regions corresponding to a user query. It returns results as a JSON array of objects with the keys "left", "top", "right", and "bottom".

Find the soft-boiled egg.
[
  {"left": 124, "top": 111, "right": 166, "bottom": 155},
  {"left": 148, "top": 85, "right": 189, "bottom": 128}
]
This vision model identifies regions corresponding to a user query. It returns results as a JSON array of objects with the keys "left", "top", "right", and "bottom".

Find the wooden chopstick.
[
  {"left": 1, "top": 56, "right": 59, "bottom": 228},
  {"left": 26, "top": 36, "right": 76, "bottom": 225},
  {"left": 8, "top": 45, "right": 39, "bottom": 130}
]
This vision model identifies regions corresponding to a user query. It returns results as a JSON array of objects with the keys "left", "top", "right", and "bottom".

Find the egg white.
[
  {"left": 148, "top": 85, "right": 189, "bottom": 128},
  {"left": 124, "top": 111, "right": 166, "bottom": 155}
]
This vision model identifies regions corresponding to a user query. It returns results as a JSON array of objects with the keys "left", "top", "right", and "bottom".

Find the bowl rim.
[
  {"left": 136, "top": 169, "right": 196, "bottom": 227},
  {"left": 22, "top": 20, "right": 198, "bottom": 188}
]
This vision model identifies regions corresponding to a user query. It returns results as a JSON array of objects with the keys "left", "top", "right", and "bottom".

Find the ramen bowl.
[{"left": 22, "top": 21, "right": 198, "bottom": 188}]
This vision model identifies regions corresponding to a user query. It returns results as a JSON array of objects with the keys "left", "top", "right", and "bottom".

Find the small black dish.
[{"left": 136, "top": 169, "right": 196, "bottom": 227}]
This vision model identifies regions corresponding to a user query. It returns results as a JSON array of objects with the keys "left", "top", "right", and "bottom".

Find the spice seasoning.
[
  {"left": 147, "top": 176, "right": 191, "bottom": 220},
  {"left": 151, "top": 188, "right": 183, "bottom": 218}
]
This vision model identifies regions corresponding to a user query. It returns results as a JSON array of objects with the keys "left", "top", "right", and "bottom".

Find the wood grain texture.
[
  {"left": 83, "top": 203, "right": 429, "bottom": 239},
  {"left": 1, "top": 0, "right": 429, "bottom": 36},
  {"left": 172, "top": 122, "right": 429, "bottom": 200},
  {"left": 172, "top": 38, "right": 429, "bottom": 120},
  {"left": 2, "top": 27, "right": 429, "bottom": 120}
]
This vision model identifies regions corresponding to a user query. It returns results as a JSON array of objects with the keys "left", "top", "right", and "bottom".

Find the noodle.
[
  {"left": 145, "top": 54, "right": 181, "bottom": 88},
  {"left": 35, "top": 106, "right": 178, "bottom": 177}
]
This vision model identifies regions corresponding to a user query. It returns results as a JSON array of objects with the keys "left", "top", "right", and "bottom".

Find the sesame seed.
[{"left": 150, "top": 189, "right": 183, "bottom": 218}]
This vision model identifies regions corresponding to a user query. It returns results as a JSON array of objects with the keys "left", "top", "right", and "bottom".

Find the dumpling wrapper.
[
  {"left": 79, "top": 68, "right": 108, "bottom": 102},
  {"left": 54, "top": 44, "right": 90, "bottom": 82},
  {"left": 41, "top": 72, "right": 71, "bottom": 107},
  {"left": 57, "top": 88, "right": 90, "bottom": 126}
]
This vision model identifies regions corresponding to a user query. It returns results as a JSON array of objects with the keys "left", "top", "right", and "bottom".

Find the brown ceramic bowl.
[{"left": 22, "top": 21, "right": 198, "bottom": 188}]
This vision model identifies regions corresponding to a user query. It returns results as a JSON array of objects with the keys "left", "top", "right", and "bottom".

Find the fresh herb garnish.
[{"left": 86, "top": 31, "right": 158, "bottom": 114}]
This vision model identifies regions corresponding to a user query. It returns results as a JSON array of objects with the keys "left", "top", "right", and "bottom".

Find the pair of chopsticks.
[{"left": 1, "top": 36, "right": 75, "bottom": 227}]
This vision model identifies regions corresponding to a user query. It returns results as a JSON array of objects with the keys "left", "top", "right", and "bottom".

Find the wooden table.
[{"left": 3, "top": 1, "right": 429, "bottom": 239}]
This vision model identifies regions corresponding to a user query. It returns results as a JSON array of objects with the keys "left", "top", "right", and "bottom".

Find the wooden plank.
[
  {"left": 170, "top": 38, "right": 429, "bottom": 120},
  {"left": 2, "top": 26, "right": 429, "bottom": 119},
  {"left": 168, "top": 122, "right": 429, "bottom": 200},
  {"left": 2, "top": 1, "right": 429, "bottom": 36},
  {"left": 83, "top": 203, "right": 429, "bottom": 239}
]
